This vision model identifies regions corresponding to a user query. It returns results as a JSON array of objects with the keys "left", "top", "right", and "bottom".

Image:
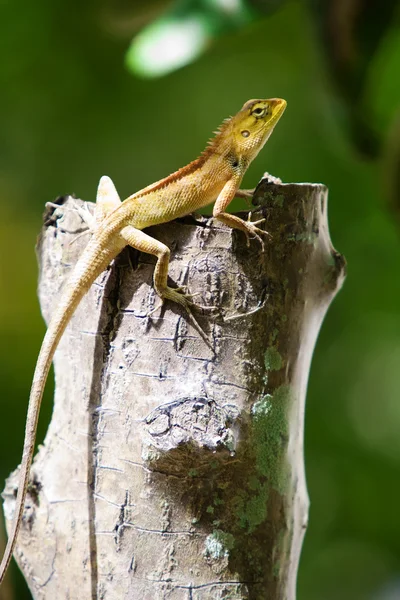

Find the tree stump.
[{"left": 2, "top": 176, "right": 345, "bottom": 599}]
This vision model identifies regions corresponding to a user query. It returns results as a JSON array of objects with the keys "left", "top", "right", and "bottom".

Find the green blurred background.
[{"left": 1, "top": 0, "right": 400, "bottom": 598}]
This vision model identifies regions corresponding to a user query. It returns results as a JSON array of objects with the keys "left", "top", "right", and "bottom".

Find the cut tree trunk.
[{"left": 2, "top": 176, "right": 345, "bottom": 600}]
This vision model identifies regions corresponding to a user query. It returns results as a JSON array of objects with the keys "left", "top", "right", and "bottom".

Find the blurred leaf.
[{"left": 125, "top": 0, "right": 257, "bottom": 77}]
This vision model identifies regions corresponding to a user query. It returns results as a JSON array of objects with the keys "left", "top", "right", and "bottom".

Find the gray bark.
[{"left": 2, "top": 175, "right": 345, "bottom": 599}]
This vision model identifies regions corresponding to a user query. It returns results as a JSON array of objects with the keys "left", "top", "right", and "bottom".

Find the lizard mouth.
[
  {"left": 267, "top": 98, "right": 287, "bottom": 129},
  {"left": 271, "top": 98, "right": 287, "bottom": 116}
]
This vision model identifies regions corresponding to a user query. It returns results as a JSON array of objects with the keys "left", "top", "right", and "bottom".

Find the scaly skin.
[{"left": 0, "top": 98, "right": 286, "bottom": 584}]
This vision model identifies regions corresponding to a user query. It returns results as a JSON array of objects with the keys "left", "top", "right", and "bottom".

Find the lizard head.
[{"left": 231, "top": 98, "right": 287, "bottom": 162}]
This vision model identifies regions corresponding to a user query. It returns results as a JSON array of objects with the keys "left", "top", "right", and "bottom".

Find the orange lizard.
[{"left": 0, "top": 97, "right": 286, "bottom": 583}]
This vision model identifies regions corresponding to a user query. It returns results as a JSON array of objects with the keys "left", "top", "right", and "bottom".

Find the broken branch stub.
[{"left": 2, "top": 176, "right": 345, "bottom": 599}]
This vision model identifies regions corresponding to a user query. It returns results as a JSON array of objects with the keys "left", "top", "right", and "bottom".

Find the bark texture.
[{"left": 2, "top": 176, "right": 346, "bottom": 599}]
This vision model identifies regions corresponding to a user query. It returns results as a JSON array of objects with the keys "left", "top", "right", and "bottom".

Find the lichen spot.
[
  {"left": 204, "top": 530, "right": 235, "bottom": 561},
  {"left": 265, "top": 347, "right": 283, "bottom": 371},
  {"left": 252, "top": 395, "right": 272, "bottom": 418}
]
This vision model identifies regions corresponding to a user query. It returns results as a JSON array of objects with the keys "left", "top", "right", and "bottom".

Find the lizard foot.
[
  {"left": 162, "top": 287, "right": 219, "bottom": 315},
  {"left": 158, "top": 287, "right": 214, "bottom": 350},
  {"left": 160, "top": 286, "right": 195, "bottom": 309},
  {"left": 145, "top": 286, "right": 193, "bottom": 318},
  {"left": 243, "top": 213, "right": 272, "bottom": 250}
]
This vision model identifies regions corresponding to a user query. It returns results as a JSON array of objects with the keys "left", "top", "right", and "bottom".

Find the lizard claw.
[
  {"left": 146, "top": 286, "right": 195, "bottom": 317},
  {"left": 157, "top": 286, "right": 214, "bottom": 350},
  {"left": 161, "top": 286, "right": 219, "bottom": 315},
  {"left": 244, "top": 213, "right": 271, "bottom": 250},
  {"left": 160, "top": 286, "right": 195, "bottom": 310}
]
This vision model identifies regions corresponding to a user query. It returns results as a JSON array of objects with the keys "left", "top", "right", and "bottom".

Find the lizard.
[{"left": 0, "top": 97, "right": 286, "bottom": 584}]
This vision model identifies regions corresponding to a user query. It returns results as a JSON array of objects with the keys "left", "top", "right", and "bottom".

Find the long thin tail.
[{"left": 0, "top": 229, "right": 125, "bottom": 584}]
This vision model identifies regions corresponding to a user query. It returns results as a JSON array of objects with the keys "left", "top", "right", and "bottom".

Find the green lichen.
[
  {"left": 252, "top": 395, "right": 272, "bottom": 417},
  {"left": 212, "top": 519, "right": 221, "bottom": 527},
  {"left": 235, "top": 385, "right": 291, "bottom": 533},
  {"left": 252, "top": 385, "right": 291, "bottom": 487},
  {"left": 295, "top": 231, "right": 318, "bottom": 245},
  {"left": 273, "top": 194, "right": 284, "bottom": 207},
  {"left": 273, "top": 560, "right": 281, "bottom": 578},
  {"left": 224, "top": 432, "right": 236, "bottom": 453},
  {"left": 237, "top": 482, "right": 269, "bottom": 531},
  {"left": 271, "top": 328, "right": 279, "bottom": 342},
  {"left": 264, "top": 347, "right": 283, "bottom": 371},
  {"left": 326, "top": 253, "right": 336, "bottom": 266},
  {"left": 287, "top": 231, "right": 318, "bottom": 245},
  {"left": 248, "top": 475, "right": 261, "bottom": 491},
  {"left": 204, "top": 530, "right": 235, "bottom": 560},
  {"left": 188, "top": 468, "right": 198, "bottom": 477}
]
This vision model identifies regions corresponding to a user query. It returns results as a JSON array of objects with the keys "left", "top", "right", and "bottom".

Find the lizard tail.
[{"left": 0, "top": 231, "right": 126, "bottom": 584}]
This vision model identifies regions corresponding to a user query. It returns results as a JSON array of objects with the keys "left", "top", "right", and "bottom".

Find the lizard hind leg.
[
  {"left": 120, "top": 226, "right": 192, "bottom": 308},
  {"left": 120, "top": 226, "right": 213, "bottom": 349}
]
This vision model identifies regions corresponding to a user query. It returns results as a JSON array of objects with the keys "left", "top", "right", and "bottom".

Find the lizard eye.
[
  {"left": 252, "top": 106, "right": 267, "bottom": 117},
  {"left": 241, "top": 130, "right": 250, "bottom": 138}
]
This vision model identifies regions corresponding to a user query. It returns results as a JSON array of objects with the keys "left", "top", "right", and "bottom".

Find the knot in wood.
[{"left": 142, "top": 397, "right": 240, "bottom": 475}]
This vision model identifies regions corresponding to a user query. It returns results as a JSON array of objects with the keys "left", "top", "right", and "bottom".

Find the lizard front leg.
[{"left": 213, "top": 178, "right": 269, "bottom": 248}]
